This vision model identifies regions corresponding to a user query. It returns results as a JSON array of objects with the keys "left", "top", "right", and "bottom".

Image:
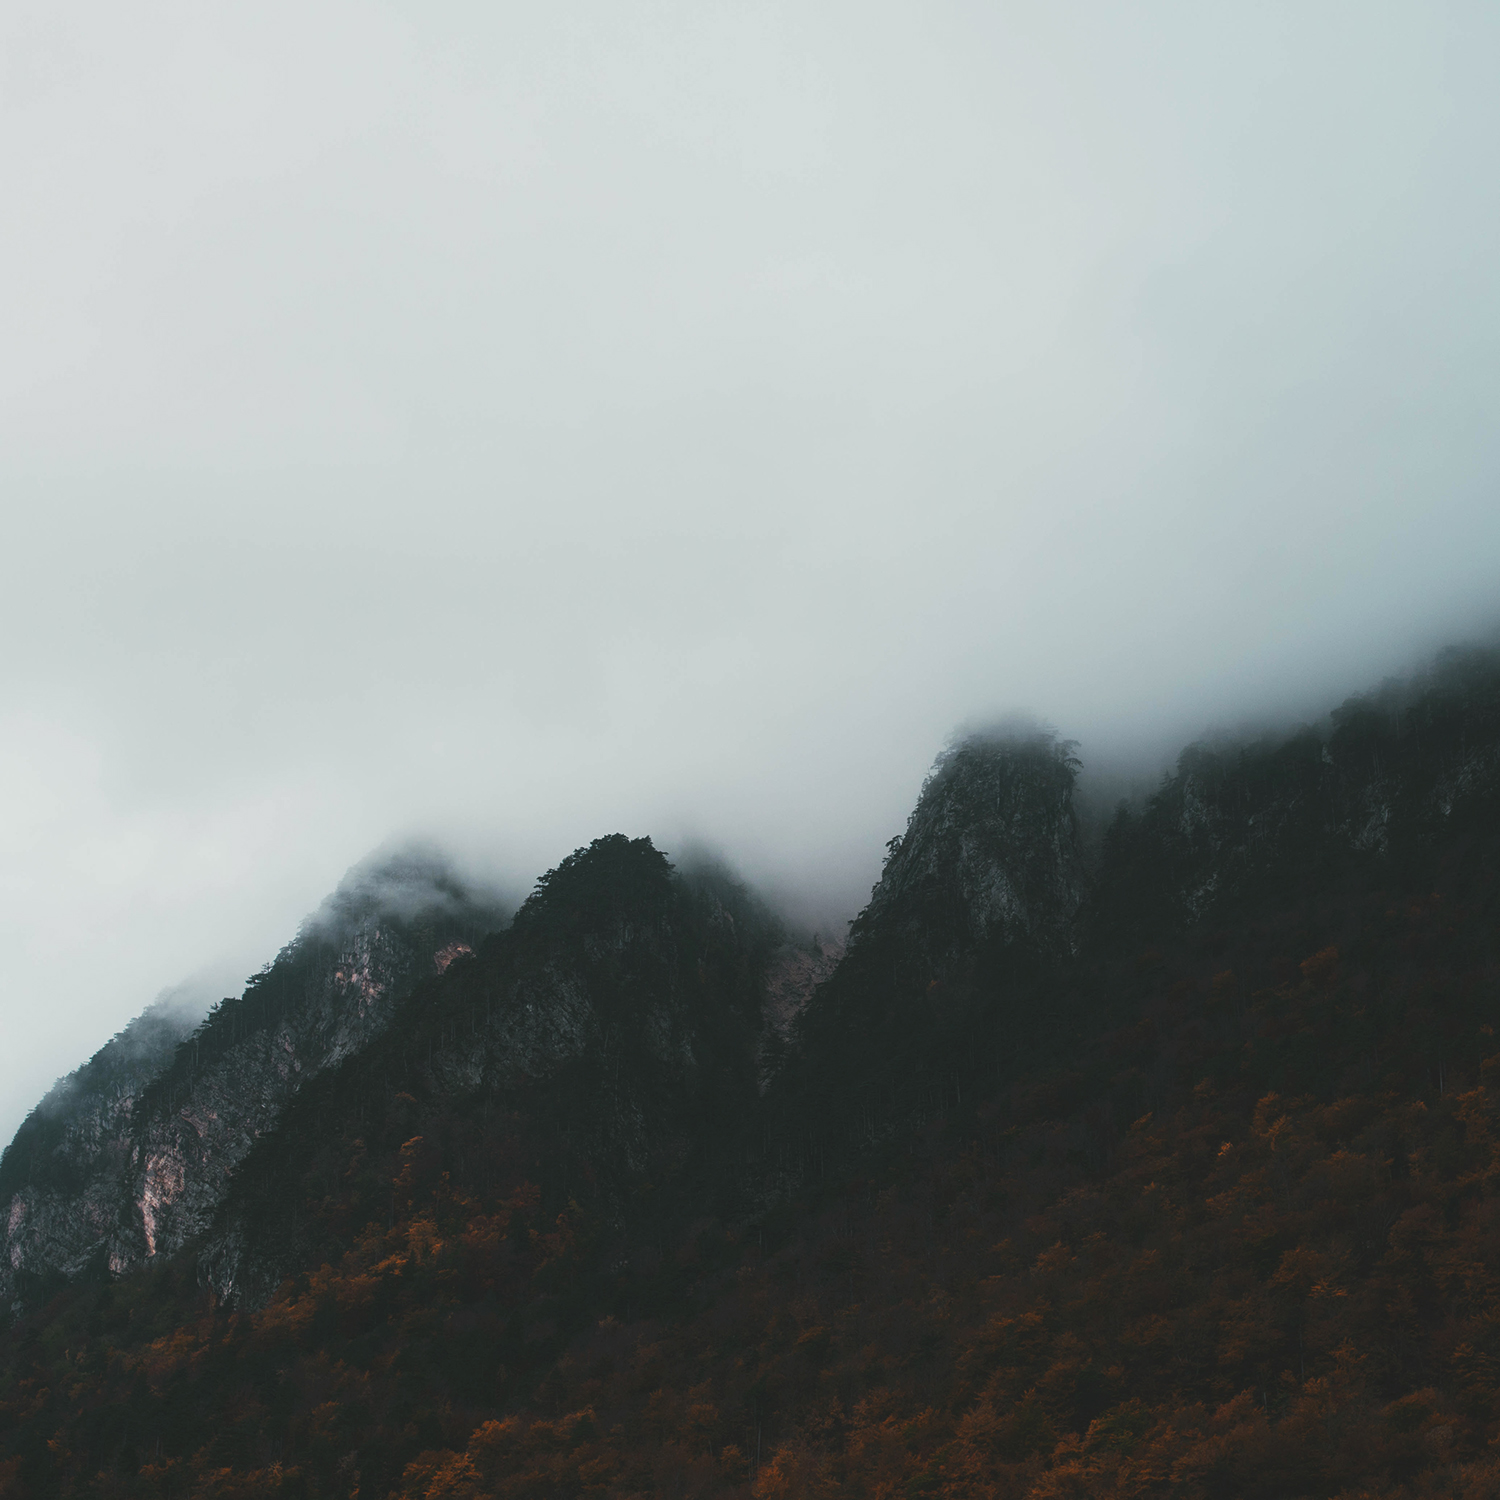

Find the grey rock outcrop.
[
  {"left": 762, "top": 934, "right": 844, "bottom": 1040},
  {"left": 855, "top": 727, "right": 1086, "bottom": 972},
  {"left": 0, "top": 998, "right": 201, "bottom": 1300},
  {"left": 0, "top": 848, "right": 510, "bottom": 1310},
  {"left": 786, "top": 727, "right": 1088, "bottom": 1109}
]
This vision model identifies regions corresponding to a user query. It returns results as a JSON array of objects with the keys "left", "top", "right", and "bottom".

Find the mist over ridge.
[
  {"left": 6, "top": 7, "right": 1500, "bottom": 1492},
  {"left": 4, "top": 1, "right": 1500, "bottom": 1178},
  {"left": 11, "top": 633, "right": 1498, "bottom": 1159},
  {"left": 8, "top": 640, "right": 1500, "bottom": 1496}
]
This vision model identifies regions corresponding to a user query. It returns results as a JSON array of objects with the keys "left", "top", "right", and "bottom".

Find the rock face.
[
  {"left": 854, "top": 728, "right": 1086, "bottom": 974},
  {"left": 16, "top": 650, "right": 1500, "bottom": 1314},
  {"left": 761, "top": 935, "right": 844, "bottom": 1044},
  {"left": 0, "top": 849, "right": 510, "bottom": 1311},
  {"left": 784, "top": 728, "right": 1088, "bottom": 1124},
  {"left": 198, "top": 835, "right": 786, "bottom": 1306},
  {"left": 805, "top": 726, "right": 1087, "bottom": 1023},
  {"left": 0, "top": 1000, "right": 201, "bottom": 1306}
]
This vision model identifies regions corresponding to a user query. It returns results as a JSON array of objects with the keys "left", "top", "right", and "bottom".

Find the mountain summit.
[
  {"left": 787, "top": 727, "right": 1086, "bottom": 1126},
  {"left": 855, "top": 726, "right": 1085, "bottom": 969}
]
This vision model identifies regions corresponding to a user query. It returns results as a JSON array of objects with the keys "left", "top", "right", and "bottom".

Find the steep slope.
[
  {"left": 777, "top": 650, "right": 1500, "bottom": 1153},
  {"left": 0, "top": 998, "right": 202, "bottom": 1305},
  {"left": 1096, "top": 646, "right": 1500, "bottom": 936},
  {"left": 7, "top": 651, "right": 1500, "bottom": 1498},
  {"left": 787, "top": 727, "right": 1087, "bottom": 1135},
  {"left": 197, "top": 835, "right": 786, "bottom": 1306},
  {"left": 6, "top": 696, "right": 1500, "bottom": 1497},
  {"left": 853, "top": 727, "right": 1085, "bottom": 968},
  {"left": 0, "top": 848, "right": 510, "bottom": 1311}
]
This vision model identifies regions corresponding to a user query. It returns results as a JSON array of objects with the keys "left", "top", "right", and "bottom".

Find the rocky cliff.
[
  {"left": 0, "top": 998, "right": 201, "bottom": 1307},
  {"left": 788, "top": 727, "right": 1087, "bottom": 1109},
  {"left": 11, "top": 650, "right": 1500, "bottom": 1316},
  {"left": 854, "top": 726, "right": 1086, "bottom": 970},
  {"left": 0, "top": 848, "right": 510, "bottom": 1311},
  {"left": 197, "top": 835, "right": 787, "bottom": 1305}
]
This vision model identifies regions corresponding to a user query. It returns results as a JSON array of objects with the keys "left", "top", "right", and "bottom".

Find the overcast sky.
[{"left": 3, "top": 1, "right": 1499, "bottom": 1142}]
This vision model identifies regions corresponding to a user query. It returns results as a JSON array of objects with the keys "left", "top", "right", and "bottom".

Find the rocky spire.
[{"left": 852, "top": 727, "right": 1087, "bottom": 975}]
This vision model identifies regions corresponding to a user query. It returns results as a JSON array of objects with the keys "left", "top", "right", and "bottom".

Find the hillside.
[
  {"left": 2, "top": 650, "right": 1500, "bottom": 1498},
  {"left": 0, "top": 849, "right": 512, "bottom": 1309}
]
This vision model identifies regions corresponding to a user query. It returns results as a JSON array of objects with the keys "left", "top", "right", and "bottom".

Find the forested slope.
[{"left": 3, "top": 652, "right": 1500, "bottom": 1499}]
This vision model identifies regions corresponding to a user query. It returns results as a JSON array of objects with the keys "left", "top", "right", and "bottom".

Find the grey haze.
[{"left": 2, "top": 1, "right": 1499, "bottom": 1143}]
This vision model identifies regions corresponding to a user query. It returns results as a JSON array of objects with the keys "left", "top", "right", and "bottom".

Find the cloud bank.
[{"left": 2, "top": 1, "right": 1499, "bottom": 1141}]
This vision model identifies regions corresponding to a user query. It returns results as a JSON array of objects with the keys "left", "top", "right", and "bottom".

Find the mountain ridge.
[
  {"left": 195, "top": 836, "right": 790, "bottom": 1308},
  {"left": 6, "top": 647, "right": 1500, "bottom": 1498},
  {"left": 0, "top": 848, "right": 512, "bottom": 1310}
]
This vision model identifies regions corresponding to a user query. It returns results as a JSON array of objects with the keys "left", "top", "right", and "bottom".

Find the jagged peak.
[{"left": 852, "top": 724, "right": 1085, "bottom": 960}]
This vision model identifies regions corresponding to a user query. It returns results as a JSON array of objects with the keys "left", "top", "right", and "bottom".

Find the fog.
[{"left": 3, "top": 1, "right": 1499, "bottom": 1144}]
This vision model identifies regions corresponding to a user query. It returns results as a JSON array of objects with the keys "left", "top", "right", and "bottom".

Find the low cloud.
[{"left": 3, "top": 2, "right": 1500, "bottom": 1142}]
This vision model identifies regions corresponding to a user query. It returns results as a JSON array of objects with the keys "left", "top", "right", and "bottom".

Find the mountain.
[
  {"left": 5, "top": 648, "right": 1500, "bottom": 1499},
  {"left": 1096, "top": 646, "right": 1500, "bottom": 935},
  {"left": 853, "top": 726, "right": 1086, "bottom": 967},
  {"left": 196, "top": 836, "right": 789, "bottom": 1308},
  {"left": 0, "top": 997, "right": 202, "bottom": 1299},
  {"left": 0, "top": 847, "right": 511, "bottom": 1310},
  {"left": 787, "top": 727, "right": 1087, "bottom": 1140}
]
